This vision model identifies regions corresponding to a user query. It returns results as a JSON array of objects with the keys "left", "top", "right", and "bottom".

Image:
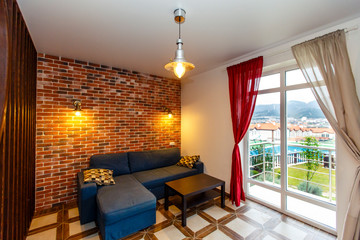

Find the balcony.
[
  {"left": 248, "top": 142, "right": 336, "bottom": 229},
  {"left": 249, "top": 142, "right": 336, "bottom": 202}
]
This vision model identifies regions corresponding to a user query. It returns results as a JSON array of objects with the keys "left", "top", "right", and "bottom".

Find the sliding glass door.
[{"left": 245, "top": 67, "right": 336, "bottom": 232}]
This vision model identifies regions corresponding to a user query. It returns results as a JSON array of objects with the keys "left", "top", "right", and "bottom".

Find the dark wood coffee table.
[{"left": 164, "top": 173, "right": 225, "bottom": 226}]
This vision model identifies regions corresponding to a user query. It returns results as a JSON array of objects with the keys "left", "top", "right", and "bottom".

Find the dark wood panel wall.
[{"left": 0, "top": 0, "right": 37, "bottom": 239}]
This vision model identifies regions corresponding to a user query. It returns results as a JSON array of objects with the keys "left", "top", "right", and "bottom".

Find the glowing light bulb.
[
  {"left": 75, "top": 111, "right": 81, "bottom": 117},
  {"left": 168, "top": 113, "right": 173, "bottom": 118},
  {"left": 174, "top": 62, "right": 185, "bottom": 78}
]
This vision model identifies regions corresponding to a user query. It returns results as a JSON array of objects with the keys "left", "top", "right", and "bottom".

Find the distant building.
[
  {"left": 249, "top": 122, "right": 280, "bottom": 142},
  {"left": 249, "top": 122, "right": 335, "bottom": 142},
  {"left": 308, "top": 127, "right": 335, "bottom": 141}
]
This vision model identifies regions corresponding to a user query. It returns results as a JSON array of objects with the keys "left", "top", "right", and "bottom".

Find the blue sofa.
[{"left": 77, "top": 148, "right": 203, "bottom": 240}]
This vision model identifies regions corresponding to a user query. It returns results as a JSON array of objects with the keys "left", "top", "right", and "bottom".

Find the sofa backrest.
[
  {"left": 128, "top": 148, "right": 180, "bottom": 173},
  {"left": 89, "top": 152, "right": 130, "bottom": 176}
]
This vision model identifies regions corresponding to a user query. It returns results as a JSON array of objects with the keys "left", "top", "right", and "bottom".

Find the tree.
[{"left": 300, "top": 137, "right": 322, "bottom": 193}]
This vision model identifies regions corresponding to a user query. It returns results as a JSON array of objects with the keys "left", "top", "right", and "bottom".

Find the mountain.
[
  {"left": 253, "top": 104, "right": 280, "bottom": 118},
  {"left": 253, "top": 100, "right": 325, "bottom": 119}
]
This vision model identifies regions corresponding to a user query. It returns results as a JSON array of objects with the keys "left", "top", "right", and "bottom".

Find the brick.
[
  {"left": 60, "top": 57, "right": 75, "bottom": 63},
  {"left": 35, "top": 53, "right": 181, "bottom": 211},
  {"left": 45, "top": 54, "right": 60, "bottom": 60}
]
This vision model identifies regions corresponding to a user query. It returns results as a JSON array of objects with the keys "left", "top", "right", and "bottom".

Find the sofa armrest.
[
  {"left": 193, "top": 160, "right": 204, "bottom": 173},
  {"left": 77, "top": 171, "right": 98, "bottom": 224}
]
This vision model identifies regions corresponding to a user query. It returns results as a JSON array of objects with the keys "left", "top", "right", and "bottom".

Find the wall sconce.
[
  {"left": 73, "top": 100, "right": 82, "bottom": 116},
  {"left": 162, "top": 106, "right": 173, "bottom": 118}
]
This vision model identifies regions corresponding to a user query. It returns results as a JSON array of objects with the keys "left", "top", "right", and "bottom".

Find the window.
[{"left": 246, "top": 67, "right": 336, "bottom": 232}]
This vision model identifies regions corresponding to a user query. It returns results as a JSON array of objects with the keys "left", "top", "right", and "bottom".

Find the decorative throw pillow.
[
  {"left": 176, "top": 155, "right": 200, "bottom": 169},
  {"left": 83, "top": 169, "right": 115, "bottom": 186}
]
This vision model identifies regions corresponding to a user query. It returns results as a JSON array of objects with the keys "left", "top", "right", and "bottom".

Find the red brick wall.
[{"left": 36, "top": 53, "right": 181, "bottom": 210}]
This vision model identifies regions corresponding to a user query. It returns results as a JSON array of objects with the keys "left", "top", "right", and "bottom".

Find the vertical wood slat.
[
  {"left": 0, "top": 0, "right": 8, "bottom": 133},
  {"left": 21, "top": 23, "right": 27, "bottom": 240},
  {"left": 0, "top": 0, "right": 37, "bottom": 239},
  {"left": 18, "top": 8, "right": 25, "bottom": 239},
  {"left": 6, "top": 1, "right": 14, "bottom": 239},
  {"left": 13, "top": 6, "right": 20, "bottom": 240},
  {"left": 0, "top": 0, "right": 7, "bottom": 238},
  {"left": 10, "top": 3, "right": 17, "bottom": 239}
]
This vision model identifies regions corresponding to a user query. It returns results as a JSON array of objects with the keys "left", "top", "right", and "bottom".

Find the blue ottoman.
[{"left": 96, "top": 175, "right": 156, "bottom": 240}]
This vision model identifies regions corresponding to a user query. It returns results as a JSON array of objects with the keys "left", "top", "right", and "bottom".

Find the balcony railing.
[{"left": 249, "top": 142, "right": 336, "bottom": 203}]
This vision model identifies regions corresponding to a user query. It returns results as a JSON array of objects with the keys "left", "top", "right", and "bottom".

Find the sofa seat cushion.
[
  {"left": 97, "top": 174, "right": 156, "bottom": 226},
  {"left": 132, "top": 165, "right": 197, "bottom": 189}
]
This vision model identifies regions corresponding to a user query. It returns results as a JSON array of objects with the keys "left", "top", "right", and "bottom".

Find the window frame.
[{"left": 243, "top": 64, "right": 337, "bottom": 235}]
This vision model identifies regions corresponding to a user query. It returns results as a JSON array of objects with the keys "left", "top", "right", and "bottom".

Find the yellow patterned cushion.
[
  {"left": 176, "top": 155, "right": 200, "bottom": 169},
  {"left": 83, "top": 169, "right": 115, "bottom": 186}
]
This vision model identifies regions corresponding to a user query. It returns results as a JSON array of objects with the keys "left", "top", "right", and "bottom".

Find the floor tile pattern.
[{"left": 27, "top": 197, "right": 336, "bottom": 240}]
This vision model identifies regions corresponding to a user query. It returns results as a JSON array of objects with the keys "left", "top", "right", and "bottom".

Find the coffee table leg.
[
  {"left": 165, "top": 185, "right": 169, "bottom": 211},
  {"left": 221, "top": 184, "right": 225, "bottom": 208},
  {"left": 182, "top": 196, "right": 187, "bottom": 226}
]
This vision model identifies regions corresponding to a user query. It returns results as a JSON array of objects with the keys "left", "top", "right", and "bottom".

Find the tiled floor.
[{"left": 27, "top": 197, "right": 336, "bottom": 240}]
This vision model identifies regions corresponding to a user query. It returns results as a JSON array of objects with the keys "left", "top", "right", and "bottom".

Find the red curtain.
[{"left": 227, "top": 56, "right": 263, "bottom": 206}]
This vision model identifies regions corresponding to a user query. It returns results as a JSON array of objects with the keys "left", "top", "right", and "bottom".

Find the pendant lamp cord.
[{"left": 178, "top": 19, "right": 181, "bottom": 39}]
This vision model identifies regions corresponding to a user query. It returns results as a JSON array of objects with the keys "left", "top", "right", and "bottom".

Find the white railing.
[{"left": 249, "top": 142, "right": 336, "bottom": 202}]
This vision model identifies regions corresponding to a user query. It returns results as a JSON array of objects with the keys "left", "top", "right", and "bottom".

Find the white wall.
[
  {"left": 181, "top": 16, "right": 360, "bottom": 237},
  {"left": 181, "top": 68, "right": 233, "bottom": 187}
]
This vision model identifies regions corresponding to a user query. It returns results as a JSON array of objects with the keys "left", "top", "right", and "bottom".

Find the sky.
[{"left": 257, "top": 69, "right": 316, "bottom": 105}]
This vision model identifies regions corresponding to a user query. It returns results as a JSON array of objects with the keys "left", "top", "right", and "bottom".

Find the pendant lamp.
[{"left": 164, "top": 8, "right": 195, "bottom": 79}]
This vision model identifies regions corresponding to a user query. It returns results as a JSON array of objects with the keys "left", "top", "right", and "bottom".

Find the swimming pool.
[{"left": 250, "top": 145, "right": 333, "bottom": 156}]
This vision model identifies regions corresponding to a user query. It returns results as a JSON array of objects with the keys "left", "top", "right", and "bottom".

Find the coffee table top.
[{"left": 165, "top": 173, "right": 225, "bottom": 197}]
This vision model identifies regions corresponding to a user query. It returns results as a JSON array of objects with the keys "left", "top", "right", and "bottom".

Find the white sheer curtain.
[{"left": 292, "top": 30, "right": 360, "bottom": 240}]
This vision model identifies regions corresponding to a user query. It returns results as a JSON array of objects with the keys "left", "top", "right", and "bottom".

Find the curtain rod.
[
  {"left": 345, "top": 25, "right": 359, "bottom": 33},
  {"left": 263, "top": 25, "right": 359, "bottom": 59},
  {"left": 226, "top": 25, "right": 359, "bottom": 67}
]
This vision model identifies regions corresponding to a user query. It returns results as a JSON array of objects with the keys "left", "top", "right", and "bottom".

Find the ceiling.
[{"left": 17, "top": 0, "right": 360, "bottom": 79}]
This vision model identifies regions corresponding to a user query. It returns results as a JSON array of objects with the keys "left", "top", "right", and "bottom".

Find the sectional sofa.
[{"left": 77, "top": 148, "right": 203, "bottom": 240}]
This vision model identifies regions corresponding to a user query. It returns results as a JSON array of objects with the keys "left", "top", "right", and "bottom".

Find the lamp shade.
[
  {"left": 165, "top": 61, "right": 195, "bottom": 78},
  {"left": 164, "top": 39, "right": 194, "bottom": 78}
]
